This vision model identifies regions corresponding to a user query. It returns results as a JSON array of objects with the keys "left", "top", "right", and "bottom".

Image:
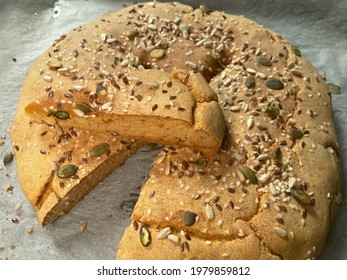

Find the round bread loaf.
[{"left": 10, "top": 1, "right": 340, "bottom": 259}]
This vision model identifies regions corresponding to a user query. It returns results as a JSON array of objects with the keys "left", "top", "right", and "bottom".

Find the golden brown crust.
[{"left": 10, "top": 1, "right": 340, "bottom": 259}]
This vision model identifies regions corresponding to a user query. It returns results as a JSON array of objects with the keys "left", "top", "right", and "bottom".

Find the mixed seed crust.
[{"left": 10, "top": 0, "right": 340, "bottom": 259}]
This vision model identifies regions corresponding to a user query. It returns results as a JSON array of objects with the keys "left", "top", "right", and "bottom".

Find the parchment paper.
[{"left": 0, "top": 0, "right": 346, "bottom": 260}]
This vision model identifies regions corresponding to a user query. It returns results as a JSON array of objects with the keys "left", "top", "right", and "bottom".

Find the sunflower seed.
[
  {"left": 100, "top": 33, "right": 107, "bottom": 42},
  {"left": 167, "top": 234, "right": 180, "bottom": 243},
  {"left": 43, "top": 75, "right": 53, "bottom": 82},
  {"left": 247, "top": 117, "right": 254, "bottom": 129},
  {"left": 157, "top": 227, "right": 171, "bottom": 239},
  {"left": 273, "top": 226, "right": 287, "bottom": 238},
  {"left": 47, "top": 60, "right": 63, "bottom": 69},
  {"left": 259, "top": 173, "right": 270, "bottom": 184},
  {"left": 205, "top": 204, "right": 215, "bottom": 220},
  {"left": 106, "top": 38, "right": 117, "bottom": 43}
]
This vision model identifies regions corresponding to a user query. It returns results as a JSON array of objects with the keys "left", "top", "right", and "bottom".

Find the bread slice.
[
  {"left": 11, "top": 113, "right": 142, "bottom": 226},
  {"left": 24, "top": 69, "right": 225, "bottom": 157},
  {"left": 11, "top": 57, "right": 142, "bottom": 226}
]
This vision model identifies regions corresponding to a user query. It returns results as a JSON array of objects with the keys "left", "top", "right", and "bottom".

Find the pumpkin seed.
[
  {"left": 327, "top": 83, "right": 341, "bottom": 95},
  {"left": 53, "top": 110, "right": 70, "bottom": 120},
  {"left": 245, "top": 76, "right": 256, "bottom": 88},
  {"left": 291, "top": 187, "right": 313, "bottom": 205},
  {"left": 256, "top": 57, "right": 272, "bottom": 66},
  {"left": 240, "top": 166, "right": 258, "bottom": 184},
  {"left": 57, "top": 164, "right": 78, "bottom": 179},
  {"left": 126, "top": 30, "right": 139, "bottom": 40},
  {"left": 291, "top": 45, "right": 301, "bottom": 57},
  {"left": 139, "top": 226, "right": 151, "bottom": 247},
  {"left": 90, "top": 143, "right": 109, "bottom": 157},
  {"left": 203, "top": 54, "right": 224, "bottom": 69},
  {"left": 272, "top": 147, "right": 282, "bottom": 163},
  {"left": 75, "top": 102, "right": 93, "bottom": 114},
  {"left": 265, "top": 106, "right": 280, "bottom": 119},
  {"left": 265, "top": 79, "right": 284, "bottom": 90},
  {"left": 150, "top": 49, "right": 165, "bottom": 59},
  {"left": 184, "top": 211, "right": 197, "bottom": 226},
  {"left": 288, "top": 127, "right": 303, "bottom": 140},
  {"left": 3, "top": 151, "right": 14, "bottom": 165},
  {"left": 96, "top": 84, "right": 107, "bottom": 95},
  {"left": 195, "top": 157, "right": 207, "bottom": 168},
  {"left": 141, "top": 142, "right": 163, "bottom": 152},
  {"left": 47, "top": 60, "right": 63, "bottom": 69}
]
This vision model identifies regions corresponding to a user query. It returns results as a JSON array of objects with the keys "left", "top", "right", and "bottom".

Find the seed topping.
[
  {"left": 90, "top": 143, "right": 109, "bottom": 157},
  {"left": 57, "top": 164, "right": 78, "bottom": 179},
  {"left": 265, "top": 79, "right": 284, "bottom": 90},
  {"left": 240, "top": 166, "right": 257, "bottom": 184},
  {"left": 139, "top": 226, "right": 151, "bottom": 247},
  {"left": 184, "top": 211, "right": 197, "bottom": 226}
]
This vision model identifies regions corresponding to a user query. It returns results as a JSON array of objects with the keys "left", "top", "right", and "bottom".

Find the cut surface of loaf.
[
  {"left": 24, "top": 69, "right": 225, "bottom": 157},
  {"left": 11, "top": 87, "right": 142, "bottom": 226},
  {"left": 10, "top": 0, "right": 340, "bottom": 259}
]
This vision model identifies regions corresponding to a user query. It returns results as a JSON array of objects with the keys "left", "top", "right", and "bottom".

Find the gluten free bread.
[
  {"left": 10, "top": 1, "right": 340, "bottom": 259},
  {"left": 24, "top": 69, "right": 225, "bottom": 157}
]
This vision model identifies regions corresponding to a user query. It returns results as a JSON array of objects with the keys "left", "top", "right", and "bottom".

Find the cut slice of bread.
[{"left": 24, "top": 69, "right": 225, "bottom": 157}]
